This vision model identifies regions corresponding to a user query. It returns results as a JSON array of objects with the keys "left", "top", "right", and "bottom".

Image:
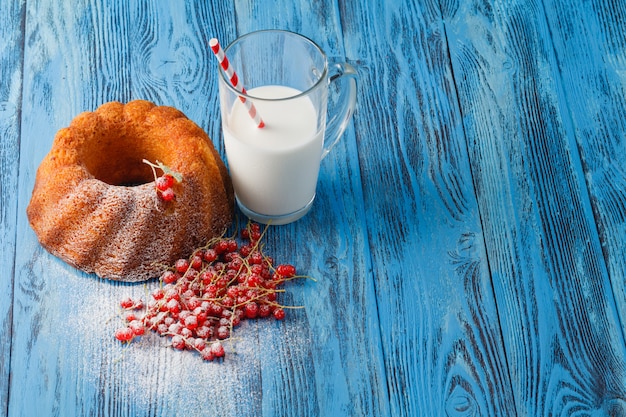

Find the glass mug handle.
[{"left": 322, "top": 61, "right": 358, "bottom": 160}]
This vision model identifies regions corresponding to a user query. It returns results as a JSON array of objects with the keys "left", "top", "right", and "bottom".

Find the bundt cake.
[{"left": 27, "top": 100, "right": 234, "bottom": 282}]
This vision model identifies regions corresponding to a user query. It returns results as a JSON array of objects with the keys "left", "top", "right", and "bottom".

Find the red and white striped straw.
[{"left": 210, "top": 38, "right": 265, "bottom": 128}]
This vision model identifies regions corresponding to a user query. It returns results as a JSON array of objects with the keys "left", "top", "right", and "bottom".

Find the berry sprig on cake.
[{"left": 143, "top": 159, "right": 183, "bottom": 202}]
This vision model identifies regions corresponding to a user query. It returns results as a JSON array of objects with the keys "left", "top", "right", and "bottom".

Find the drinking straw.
[{"left": 210, "top": 38, "right": 265, "bottom": 128}]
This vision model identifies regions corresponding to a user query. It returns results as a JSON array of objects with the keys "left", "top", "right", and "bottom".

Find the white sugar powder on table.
[{"left": 46, "top": 272, "right": 309, "bottom": 416}]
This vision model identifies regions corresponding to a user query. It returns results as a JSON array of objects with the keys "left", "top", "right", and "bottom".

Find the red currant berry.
[
  {"left": 187, "top": 296, "right": 201, "bottom": 310},
  {"left": 161, "top": 187, "right": 175, "bottom": 202},
  {"left": 259, "top": 304, "right": 272, "bottom": 318},
  {"left": 214, "top": 240, "right": 230, "bottom": 255},
  {"left": 180, "top": 327, "right": 193, "bottom": 339},
  {"left": 196, "top": 326, "right": 213, "bottom": 339},
  {"left": 210, "top": 342, "right": 225, "bottom": 358},
  {"left": 249, "top": 223, "right": 262, "bottom": 242},
  {"left": 204, "top": 284, "right": 218, "bottom": 299},
  {"left": 273, "top": 308, "right": 286, "bottom": 320},
  {"left": 151, "top": 287, "right": 165, "bottom": 300},
  {"left": 157, "top": 323, "right": 168, "bottom": 334},
  {"left": 249, "top": 252, "right": 263, "bottom": 265},
  {"left": 244, "top": 302, "right": 259, "bottom": 319},
  {"left": 115, "top": 327, "right": 134, "bottom": 342},
  {"left": 216, "top": 278, "right": 230, "bottom": 290},
  {"left": 216, "top": 325, "right": 230, "bottom": 340},
  {"left": 161, "top": 270, "right": 178, "bottom": 284},
  {"left": 203, "top": 249, "right": 217, "bottom": 263},
  {"left": 171, "top": 335, "right": 185, "bottom": 350},
  {"left": 129, "top": 320, "right": 145, "bottom": 336},
  {"left": 164, "top": 287, "right": 179, "bottom": 302},
  {"left": 209, "top": 303, "right": 224, "bottom": 317},
  {"left": 166, "top": 298, "right": 181, "bottom": 314},
  {"left": 194, "top": 308, "right": 208, "bottom": 324},
  {"left": 155, "top": 174, "right": 174, "bottom": 191},
  {"left": 200, "top": 270, "right": 215, "bottom": 285},
  {"left": 184, "top": 315, "right": 198, "bottom": 330},
  {"left": 193, "top": 338, "right": 206, "bottom": 351},
  {"left": 190, "top": 255, "right": 203, "bottom": 270},
  {"left": 168, "top": 322, "right": 183, "bottom": 334},
  {"left": 247, "top": 274, "right": 261, "bottom": 288},
  {"left": 239, "top": 244, "right": 252, "bottom": 257},
  {"left": 222, "top": 296, "right": 234, "bottom": 308},
  {"left": 276, "top": 264, "right": 296, "bottom": 278},
  {"left": 175, "top": 259, "right": 189, "bottom": 274},
  {"left": 227, "top": 257, "right": 243, "bottom": 272},
  {"left": 226, "top": 286, "right": 240, "bottom": 299},
  {"left": 181, "top": 289, "right": 195, "bottom": 300},
  {"left": 120, "top": 297, "right": 134, "bottom": 309}
]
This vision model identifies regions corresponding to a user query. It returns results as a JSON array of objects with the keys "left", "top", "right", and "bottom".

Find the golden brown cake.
[{"left": 27, "top": 100, "right": 234, "bottom": 282}]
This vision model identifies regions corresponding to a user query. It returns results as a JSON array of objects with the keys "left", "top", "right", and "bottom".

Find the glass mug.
[{"left": 217, "top": 30, "right": 357, "bottom": 225}]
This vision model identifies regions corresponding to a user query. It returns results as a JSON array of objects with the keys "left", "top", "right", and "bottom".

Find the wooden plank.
[
  {"left": 0, "top": 0, "right": 24, "bottom": 416},
  {"left": 542, "top": 0, "right": 626, "bottom": 337},
  {"left": 442, "top": 0, "right": 626, "bottom": 414},
  {"left": 339, "top": 0, "right": 516, "bottom": 415},
  {"left": 11, "top": 1, "right": 133, "bottom": 415},
  {"left": 11, "top": 1, "right": 388, "bottom": 417},
  {"left": 11, "top": 1, "right": 257, "bottom": 416},
  {"left": 228, "top": 2, "right": 391, "bottom": 415}
]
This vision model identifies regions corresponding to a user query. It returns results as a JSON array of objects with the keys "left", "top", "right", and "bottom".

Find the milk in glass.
[{"left": 223, "top": 85, "right": 323, "bottom": 217}]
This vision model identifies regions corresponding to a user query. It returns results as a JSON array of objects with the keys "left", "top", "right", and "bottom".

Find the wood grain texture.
[
  {"left": 0, "top": 0, "right": 24, "bottom": 414},
  {"left": 542, "top": 0, "right": 626, "bottom": 338},
  {"left": 5, "top": 0, "right": 626, "bottom": 416},
  {"left": 231, "top": 2, "right": 390, "bottom": 415},
  {"left": 12, "top": 1, "right": 269, "bottom": 416},
  {"left": 11, "top": 2, "right": 133, "bottom": 414},
  {"left": 442, "top": 0, "right": 626, "bottom": 415},
  {"left": 10, "top": 1, "right": 387, "bottom": 416},
  {"left": 340, "top": 0, "right": 516, "bottom": 415}
]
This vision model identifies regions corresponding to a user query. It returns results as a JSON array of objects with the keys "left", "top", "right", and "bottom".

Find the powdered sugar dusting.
[{"left": 41, "top": 262, "right": 311, "bottom": 416}]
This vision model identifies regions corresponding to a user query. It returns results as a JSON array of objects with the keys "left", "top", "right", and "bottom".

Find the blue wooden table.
[{"left": 2, "top": 0, "right": 626, "bottom": 416}]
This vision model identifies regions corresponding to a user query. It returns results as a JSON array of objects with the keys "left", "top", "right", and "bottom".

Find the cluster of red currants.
[
  {"left": 155, "top": 173, "right": 176, "bottom": 202},
  {"left": 143, "top": 159, "right": 182, "bottom": 202},
  {"left": 114, "top": 222, "right": 300, "bottom": 361}
]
